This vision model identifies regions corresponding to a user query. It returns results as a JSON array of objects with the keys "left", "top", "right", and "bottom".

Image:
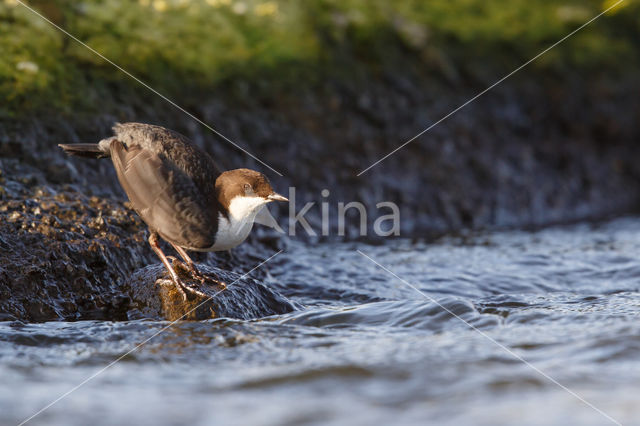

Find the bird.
[{"left": 59, "top": 122, "right": 288, "bottom": 299}]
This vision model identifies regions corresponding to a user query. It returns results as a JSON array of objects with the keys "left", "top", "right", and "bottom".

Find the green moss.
[{"left": 0, "top": 0, "right": 638, "bottom": 116}]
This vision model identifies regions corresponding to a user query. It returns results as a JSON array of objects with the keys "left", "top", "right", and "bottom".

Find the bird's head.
[{"left": 215, "top": 168, "right": 288, "bottom": 220}]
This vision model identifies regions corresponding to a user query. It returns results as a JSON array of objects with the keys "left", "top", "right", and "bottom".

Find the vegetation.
[{"left": 0, "top": 0, "right": 638, "bottom": 115}]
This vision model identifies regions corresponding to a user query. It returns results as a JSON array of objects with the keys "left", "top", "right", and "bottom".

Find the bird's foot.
[
  {"left": 172, "top": 277, "right": 209, "bottom": 301},
  {"left": 168, "top": 259, "right": 210, "bottom": 300},
  {"left": 190, "top": 266, "right": 227, "bottom": 291},
  {"left": 170, "top": 258, "right": 190, "bottom": 276},
  {"left": 165, "top": 274, "right": 188, "bottom": 301},
  {"left": 181, "top": 281, "right": 209, "bottom": 300},
  {"left": 171, "top": 259, "right": 226, "bottom": 292},
  {"left": 196, "top": 272, "right": 227, "bottom": 291}
]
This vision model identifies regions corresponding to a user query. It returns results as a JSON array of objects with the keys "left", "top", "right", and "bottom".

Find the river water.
[{"left": 2, "top": 217, "right": 640, "bottom": 425}]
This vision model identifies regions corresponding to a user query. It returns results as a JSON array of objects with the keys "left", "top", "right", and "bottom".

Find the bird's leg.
[
  {"left": 148, "top": 232, "right": 200, "bottom": 300},
  {"left": 170, "top": 243, "right": 200, "bottom": 276},
  {"left": 170, "top": 243, "right": 226, "bottom": 290}
]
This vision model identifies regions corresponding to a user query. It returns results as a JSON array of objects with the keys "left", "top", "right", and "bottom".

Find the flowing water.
[{"left": 2, "top": 217, "right": 640, "bottom": 425}]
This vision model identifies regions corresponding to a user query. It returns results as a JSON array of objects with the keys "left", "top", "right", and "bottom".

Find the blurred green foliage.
[{"left": 0, "top": 0, "right": 638, "bottom": 115}]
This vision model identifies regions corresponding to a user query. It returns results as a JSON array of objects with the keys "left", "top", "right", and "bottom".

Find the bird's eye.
[{"left": 244, "top": 183, "right": 252, "bottom": 191}]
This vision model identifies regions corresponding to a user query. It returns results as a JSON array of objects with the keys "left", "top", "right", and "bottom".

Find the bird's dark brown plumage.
[{"left": 109, "top": 140, "right": 217, "bottom": 249}]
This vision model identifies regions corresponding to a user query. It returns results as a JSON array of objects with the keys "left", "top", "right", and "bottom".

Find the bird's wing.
[
  {"left": 113, "top": 122, "right": 223, "bottom": 192},
  {"left": 110, "top": 140, "right": 216, "bottom": 249}
]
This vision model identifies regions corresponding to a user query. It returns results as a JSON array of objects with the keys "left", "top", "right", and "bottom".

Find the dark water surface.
[{"left": 2, "top": 218, "right": 640, "bottom": 425}]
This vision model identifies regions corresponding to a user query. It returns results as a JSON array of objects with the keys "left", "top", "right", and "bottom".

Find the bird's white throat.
[{"left": 210, "top": 195, "right": 268, "bottom": 251}]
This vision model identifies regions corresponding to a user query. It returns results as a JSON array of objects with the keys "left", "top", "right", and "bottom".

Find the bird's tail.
[{"left": 58, "top": 143, "right": 109, "bottom": 159}]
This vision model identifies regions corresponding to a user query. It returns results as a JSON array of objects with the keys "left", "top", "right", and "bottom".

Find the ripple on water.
[
  {"left": 276, "top": 298, "right": 501, "bottom": 333},
  {"left": 3, "top": 218, "right": 640, "bottom": 425}
]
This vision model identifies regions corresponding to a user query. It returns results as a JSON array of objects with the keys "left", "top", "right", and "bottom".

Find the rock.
[{"left": 127, "top": 264, "right": 296, "bottom": 321}]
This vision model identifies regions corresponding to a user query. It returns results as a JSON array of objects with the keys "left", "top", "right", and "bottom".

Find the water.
[{"left": 3, "top": 218, "right": 640, "bottom": 425}]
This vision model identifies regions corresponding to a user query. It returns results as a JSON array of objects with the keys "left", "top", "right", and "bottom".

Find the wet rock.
[{"left": 127, "top": 264, "right": 296, "bottom": 321}]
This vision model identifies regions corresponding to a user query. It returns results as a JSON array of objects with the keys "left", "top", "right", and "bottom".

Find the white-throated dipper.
[{"left": 60, "top": 122, "right": 288, "bottom": 299}]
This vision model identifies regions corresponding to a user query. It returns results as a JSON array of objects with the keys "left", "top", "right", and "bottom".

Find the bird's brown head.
[{"left": 215, "top": 168, "right": 288, "bottom": 213}]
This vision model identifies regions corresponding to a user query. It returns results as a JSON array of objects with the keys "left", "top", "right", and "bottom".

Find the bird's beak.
[{"left": 267, "top": 192, "right": 289, "bottom": 202}]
